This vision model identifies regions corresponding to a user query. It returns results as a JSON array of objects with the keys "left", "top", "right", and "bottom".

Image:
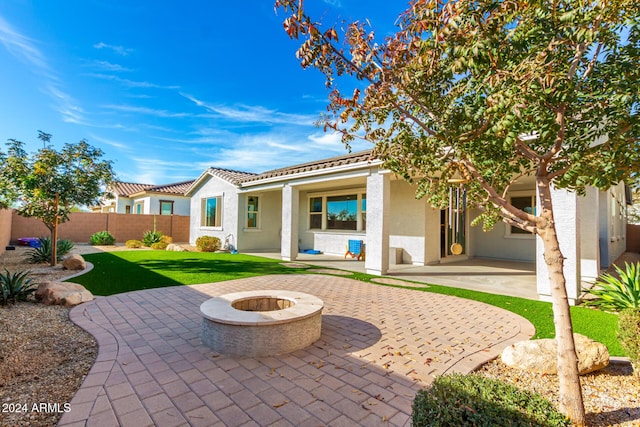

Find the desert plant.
[
  {"left": 584, "top": 262, "right": 640, "bottom": 312},
  {"left": 125, "top": 239, "right": 143, "bottom": 248},
  {"left": 150, "top": 241, "right": 168, "bottom": 250},
  {"left": 618, "top": 309, "right": 640, "bottom": 379},
  {"left": 90, "top": 230, "right": 116, "bottom": 246},
  {"left": 0, "top": 269, "right": 37, "bottom": 305},
  {"left": 195, "top": 236, "right": 221, "bottom": 252},
  {"left": 412, "top": 373, "right": 570, "bottom": 427},
  {"left": 142, "top": 230, "right": 164, "bottom": 247},
  {"left": 25, "top": 237, "right": 74, "bottom": 264},
  {"left": 161, "top": 235, "right": 173, "bottom": 244}
]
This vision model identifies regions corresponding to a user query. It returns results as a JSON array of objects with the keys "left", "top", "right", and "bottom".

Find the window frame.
[
  {"left": 133, "top": 201, "right": 144, "bottom": 215},
  {"left": 159, "top": 200, "right": 174, "bottom": 216},
  {"left": 505, "top": 193, "right": 536, "bottom": 238},
  {"left": 201, "top": 195, "right": 223, "bottom": 228},
  {"left": 245, "top": 195, "right": 260, "bottom": 230},
  {"left": 307, "top": 189, "right": 367, "bottom": 232}
]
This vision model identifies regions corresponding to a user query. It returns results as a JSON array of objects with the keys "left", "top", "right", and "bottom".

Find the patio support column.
[
  {"left": 281, "top": 184, "right": 299, "bottom": 261},
  {"left": 365, "top": 169, "right": 390, "bottom": 275},
  {"left": 536, "top": 186, "right": 581, "bottom": 305},
  {"left": 579, "top": 186, "right": 600, "bottom": 281}
]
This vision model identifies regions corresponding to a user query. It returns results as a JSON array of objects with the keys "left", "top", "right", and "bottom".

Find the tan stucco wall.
[{"left": 0, "top": 209, "right": 12, "bottom": 255}]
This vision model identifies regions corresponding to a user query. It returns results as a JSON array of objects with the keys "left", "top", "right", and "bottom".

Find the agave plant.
[
  {"left": 584, "top": 262, "right": 640, "bottom": 312},
  {"left": 25, "top": 237, "right": 75, "bottom": 264},
  {"left": 0, "top": 269, "right": 36, "bottom": 305}
]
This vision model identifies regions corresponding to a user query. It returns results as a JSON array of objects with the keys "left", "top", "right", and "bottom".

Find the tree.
[
  {"left": 0, "top": 132, "right": 115, "bottom": 265},
  {"left": 276, "top": 0, "right": 640, "bottom": 424}
]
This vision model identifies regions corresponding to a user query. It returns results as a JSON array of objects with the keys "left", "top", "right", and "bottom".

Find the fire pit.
[{"left": 200, "top": 290, "right": 323, "bottom": 357}]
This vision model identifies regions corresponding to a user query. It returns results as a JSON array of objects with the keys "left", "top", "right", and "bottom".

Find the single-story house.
[
  {"left": 96, "top": 180, "right": 194, "bottom": 215},
  {"left": 185, "top": 150, "right": 630, "bottom": 304}
]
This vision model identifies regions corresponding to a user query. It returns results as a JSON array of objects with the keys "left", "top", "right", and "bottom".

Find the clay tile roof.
[
  {"left": 144, "top": 180, "right": 195, "bottom": 194},
  {"left": 240, "top": 149, "right": 374, "bottom": 184},
  {"left": 206, "top": 168, "right": 258, "bottom": 185},
  {"left": 110, "top": 181, "right": 154, "bottom": 197},
  {"left": 111, "top": 180, "right": 195, "bottom": 197}
]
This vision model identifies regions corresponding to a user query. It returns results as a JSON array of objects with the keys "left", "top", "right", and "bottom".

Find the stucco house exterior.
[
  {"left": 97, "top": 180, "right": 194, "bottom": 215},
  {"left": 186, "top": 150, "right": 630, "bottom": 304}
]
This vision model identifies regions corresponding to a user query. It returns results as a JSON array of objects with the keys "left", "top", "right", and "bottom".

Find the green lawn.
[
  {"left": 68, "top": 250, "right": 301, "bottom": 296},
  {"left": 68, "top": 250, "right": 623, "bottom": 356}
]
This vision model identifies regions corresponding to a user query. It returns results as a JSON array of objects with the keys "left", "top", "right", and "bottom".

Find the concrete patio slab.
[{"left": 60, "top": 274, "right": 534, "bottom": 427}]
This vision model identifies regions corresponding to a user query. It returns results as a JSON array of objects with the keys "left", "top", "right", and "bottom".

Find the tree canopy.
[
  {"left": 276, "top": 0, "right": 639, "bottom": 423},
  {"left": 0, "top": 132, "right": 115, "bottom": 263},
  {"left": 278, "top": 0, "right": 639, "bottom": 231}
]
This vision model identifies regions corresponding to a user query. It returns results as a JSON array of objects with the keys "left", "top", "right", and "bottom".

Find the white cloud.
[
  {"left": 91, "top": 60, "right": 131, "bottom": 72},
  {"left": 0, "top": 15, "right": 49, "bottom": 72},
  {"left": 88, "top": 73, "right": 180, "bottom": 90},
  {"left": 101, "top": 104, "right": 189, "bottom": 118},
  {"left": 181, "top": 93, "right": 317, "bottom": 126},
  {"left": 0, "top": 15, "right": 89, "bottom": 125},
  {"left": 93, "top": 42, "right": 134, "bottom": 56}
]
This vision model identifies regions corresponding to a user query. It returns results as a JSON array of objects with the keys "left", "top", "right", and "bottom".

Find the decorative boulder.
[
  {"left": 166, "top": 243, "right": 187, "bottom": 252},
  {"left": 63, "top": 254, "right": 86, "bottom": 271},
  {"left": 35, "top": 281, "right": 94, "bottom": 306},
  {"left": 501, "top": 333, "right": 609, "bottom": 375}
]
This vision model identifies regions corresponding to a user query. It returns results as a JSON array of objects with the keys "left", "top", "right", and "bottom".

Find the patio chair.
[{"left": 345, "top": 239, "right": 365, "bottom": 260}]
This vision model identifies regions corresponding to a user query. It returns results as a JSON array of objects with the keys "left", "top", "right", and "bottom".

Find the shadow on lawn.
[{"left": 67, "top": 251, "right": 304, "bottom": 296}]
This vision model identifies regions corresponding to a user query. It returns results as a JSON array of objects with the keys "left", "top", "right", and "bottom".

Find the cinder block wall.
[
  {"left": 0, "top": 209, "right": 12, "bottom": 255},
  {"left": 10, "top": 211, "right": 190, "bottom": 244},
  {"left": 628, "top": 224, "right": 640, "bottom": 253}
]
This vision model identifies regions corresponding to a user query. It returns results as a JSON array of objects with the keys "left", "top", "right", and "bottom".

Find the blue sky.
[{"left": 0, "top": 1, "right": 405, "bottom": 184}]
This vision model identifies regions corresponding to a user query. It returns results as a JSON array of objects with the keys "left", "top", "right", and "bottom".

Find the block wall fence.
[
  {"left": 0, "top": 209, "right": 189, "bottom": 255},
  {"left": 0, "top": 209, "right": 12, "bottom": 255}
]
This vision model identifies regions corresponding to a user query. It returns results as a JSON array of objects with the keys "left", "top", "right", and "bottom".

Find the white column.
[
  {"left": 281, "top": 184, "right": 299, "bottom": 261},
  {"left": 579, "top": 186, "right": 600, "bottom": 281},
  {"left": 536, "top": 186, "right": 581, "bottom": 305},
  {"left": 365, "top": 170, "right": 390, "bottom": 275}
]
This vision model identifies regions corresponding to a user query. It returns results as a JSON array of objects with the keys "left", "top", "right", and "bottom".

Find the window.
[
  {"left": 202, "top": 196, "right": 222, "bottom": 227},
  {"left": 510, "top": 195, "right": 536, "bottom": 234},
  {"left": 309, "top": 197, "right": 323, "bottom": 229},
  {"left": 160, "top": 200, "right": 174, "bottom": 215},
  {"left": 308, "top": 192, "right": 366, "bottom": 231},
  {"left": 134, "top": 202, "right": 144, "bottom": 214},
  {"left": 125, "top": 205, "right": 131, "bottom": 214},
  {"left": 246, "top": 196, "right": 259, "bottom": 228},
  {"left": 327, "top": 195, "right": 358, "bottom": 230}
]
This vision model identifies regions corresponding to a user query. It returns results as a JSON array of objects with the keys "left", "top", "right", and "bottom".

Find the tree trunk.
[
  {"left": 50, "top": 193, "right": 59, "bottom": 267},
  {"left": 537, "top": 177, "right": 585, "bottom": 425}
]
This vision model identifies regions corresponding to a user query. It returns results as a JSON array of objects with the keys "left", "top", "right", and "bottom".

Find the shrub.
[
  {"left": 150, "top": 242, "right": 168, "bottom": 250},
  {"left": 412, "top": 373, "right": 570, "bottom": 427},
  {"left": 618, "top": 309, "right": 640, "bottom": 378},
  {"left": 585, "top": 262, "right": 640, "bottom": 312},
  {"left": 142, "top": 230, "right": 164, "bottom": 247},
  {"left": 0, "top": 269, "right": 36, "bottom": 305},
  {"left": 196, "top": 236, "right": 221, "bottom": 252},
  {"left": 25, "top": 237, "right": 74, "bottom": 264},
  {"left": 125, "top": 239, "right": 143, "bottom": 248},
  {"left": 161, "top": 235, "right": 173, "bottom": 244},
  {"left": 90, "top": 230, "right": 116, "bottom": 245}
]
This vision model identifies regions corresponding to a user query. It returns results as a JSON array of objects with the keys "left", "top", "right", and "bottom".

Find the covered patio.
[{"left": 248, "top": 252, "right": 539, "bottom": 300}]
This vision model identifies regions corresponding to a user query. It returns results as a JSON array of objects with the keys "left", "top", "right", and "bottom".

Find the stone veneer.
[{"left": 200, "top": 290, "right": 323, "bottom": 357}]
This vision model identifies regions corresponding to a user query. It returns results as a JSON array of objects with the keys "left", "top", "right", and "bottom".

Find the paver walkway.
[{"left": 59, "top": 274, "right": 534, "bottom": 427}]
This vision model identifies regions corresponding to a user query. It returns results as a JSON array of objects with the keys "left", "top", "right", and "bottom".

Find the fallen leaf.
[{"left": 273, "top": 400, "right": 289, "bottom": 408}]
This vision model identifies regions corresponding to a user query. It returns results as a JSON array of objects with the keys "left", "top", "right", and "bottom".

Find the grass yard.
[
  {"left": 68, "top": 250, "right": 623, "bottom": 356},
  {"left": 68, "top": 250, "right": 301, "bottom": 296}
]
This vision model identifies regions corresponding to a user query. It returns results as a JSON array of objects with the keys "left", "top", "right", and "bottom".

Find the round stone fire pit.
[{"left": 200, "top": 290, "right": 323, "bottom": 357}]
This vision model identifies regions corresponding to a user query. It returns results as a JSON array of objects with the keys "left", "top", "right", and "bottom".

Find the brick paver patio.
[{"left": 59, "top": 274, "right": 534, "bottom": 427}]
